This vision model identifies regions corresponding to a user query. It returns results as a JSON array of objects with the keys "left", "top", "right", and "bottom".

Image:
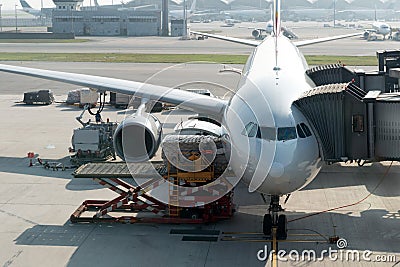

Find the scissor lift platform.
[{"left": 71, "top": 161, "right": 235, "bottom": 224}]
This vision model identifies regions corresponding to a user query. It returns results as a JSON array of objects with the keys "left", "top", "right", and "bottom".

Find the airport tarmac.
[
  {"left": 0, "top": 100, "right": 399, "bottom": 267},
  {"left": 0, "top": 21, "right": 400, "bottom": 56},
  {"left": 0, "top": 60, "right": 399, "bottom": 266}
]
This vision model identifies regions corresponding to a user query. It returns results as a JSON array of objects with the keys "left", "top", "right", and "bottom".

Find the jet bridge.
[{"left": 296, "top": 51, "right": 400, "bottom": 163}]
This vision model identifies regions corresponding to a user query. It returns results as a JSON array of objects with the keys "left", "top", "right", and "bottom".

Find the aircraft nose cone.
[{"left": 269, "top": 162, "right": 285, "bottom": 178}]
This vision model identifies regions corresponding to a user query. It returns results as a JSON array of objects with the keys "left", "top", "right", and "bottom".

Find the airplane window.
[
  {"left": 300, "top": 123, "right": 312, "bottom": 137},
  {"left": 257, "top": 126, "right": 277, "bottom": 141},
  {"left": 277, "top": 127, "right": 297, "bottom": 141},
  {"left": 242, "top": 122, "right": 258, "bottom": 137},
  {"left": 296, "top": 124, "right": 306, "bottom": 138}
]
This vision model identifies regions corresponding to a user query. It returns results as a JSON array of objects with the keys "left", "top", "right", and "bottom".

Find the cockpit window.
[
  {"left": 300, "top": 123, "right": 312, "bottom": 137},
  {"left": 257, "top": 126, "right": 277, "bottom": 141},
  {"left": 277, "top": 127, "right": 297, "bottom": 141},
  {"left": 242, "top": 122, "right": 258, "bottom": 137},
  {"left": 296, "top": 124, "right": 306, "bottom": 138}
]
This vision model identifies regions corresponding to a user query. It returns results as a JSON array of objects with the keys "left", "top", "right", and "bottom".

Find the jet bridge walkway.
[
  {"left": 295, "top": 76, "right": 400, "bottom": 163},
  {"left": 297, "top": 52, "right": 400, "bottom": 163}
]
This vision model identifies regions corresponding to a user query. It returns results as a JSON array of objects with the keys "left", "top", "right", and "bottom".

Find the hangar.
[{"left": 51, "top": 0, "right": 161, "bottom": 36}]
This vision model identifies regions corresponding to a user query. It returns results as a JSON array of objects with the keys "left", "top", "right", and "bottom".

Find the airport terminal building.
[{"left": 51, "top": 0, "right": 161, "bottom": 36}]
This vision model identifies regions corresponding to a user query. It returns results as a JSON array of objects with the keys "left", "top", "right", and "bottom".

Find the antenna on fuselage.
[{"left": 273, "top": 0, "right": 281, "bottom": 76}]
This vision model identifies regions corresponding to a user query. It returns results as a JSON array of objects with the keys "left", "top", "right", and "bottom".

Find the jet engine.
[
  {"left": 252, "top": 29, "right": 261, "bottom": 38},
  {"left": 363, "top": 31, "right": 370, "bottom": 40},
  {"left": 113, "top": 113, "right": 162, "bottom": 162}
]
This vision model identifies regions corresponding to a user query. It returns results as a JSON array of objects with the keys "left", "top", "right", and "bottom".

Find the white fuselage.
[
  {"left": 265, "top": 20, "right": 274, "bottom": 34},
  {"left": 372, "top": 21, "right": 391, "bottom": 37},
  {"left": 220, "top": 9, "right": 268, "bottom": 19},
  {"left": 222, "top": 35, "right": 322, "bottom": 195}
]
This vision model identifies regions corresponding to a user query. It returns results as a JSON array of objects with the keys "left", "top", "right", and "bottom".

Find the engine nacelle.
[
  {"left": 113, "top": 114, "right": 162, "bottom": 162},
  {"left": 363, "top": 31, "right": 370, "bottom": 40},
  {"left": 252, "top": 29, "right": 260, "bottom": 38}
]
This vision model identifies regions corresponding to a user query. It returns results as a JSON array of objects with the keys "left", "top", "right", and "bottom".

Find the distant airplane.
[
  {"left": 244, "top": 6, "right": 298, "bottom": 40},
  {"left": 362, "top": 8, "right": 392, "bottom": 40},
  {"left": 19, "top": 0, "right": 46, "bottom": 17},
  {"left": 90, "top": 0, "right": 156, "bottom": 11},
  {"left": 364, "top": 21, "right": 392, "bottom": 40},
  {"left": 219, "top": 8, "right": 268, "bottom": 20},
  {"left": 169, "top": 0, "right": 198, "bottom": 19}
]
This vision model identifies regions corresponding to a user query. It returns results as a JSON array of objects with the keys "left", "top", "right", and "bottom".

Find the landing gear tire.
[
  {"left": 263, "top": 214, "right": 273, "bottom": 236},
  {"left": 262, "top": 195, "right": 287, "bottom": 239},
  {"left": 277, "top": 214, "right": 288, "bottom": 240}
]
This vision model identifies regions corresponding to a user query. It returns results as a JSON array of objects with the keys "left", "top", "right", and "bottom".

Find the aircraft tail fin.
[
  {"left": 273, "top": 0, "right": 281, "bottom": 37},
  {"left": 20, "top": 0, "right": 32, "bottom": 9},
  {"left": 190, "top": 0, "right": 197, "bottom": 13},
  {"left": 273, "top": 0, "right": 281, "bottom": 68}
]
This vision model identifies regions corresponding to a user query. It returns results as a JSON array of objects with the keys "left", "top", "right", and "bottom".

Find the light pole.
[
  {"left": 0, "top": 4, "right": 2, "bottom": 32},
  {"left": 333, "top": 0, "right": 336, "bottom": 28},
  {"left": 183, "top": 0, "right": 187, "bottom": 39},
  {"left": 15, "top": 4, "right": 18, "bottom": 33}
]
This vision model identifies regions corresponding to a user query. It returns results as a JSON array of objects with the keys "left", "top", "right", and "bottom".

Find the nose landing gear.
[{"left": 262, "top": 195, "right": 287, "bottom": 239}]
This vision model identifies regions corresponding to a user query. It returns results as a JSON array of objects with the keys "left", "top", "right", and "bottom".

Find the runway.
[
  {"left": 0, "top": 21, "right": 399, "bottom": 56},
  {"left": 0, "top": 23, "right": 399, "bottom": 266}
]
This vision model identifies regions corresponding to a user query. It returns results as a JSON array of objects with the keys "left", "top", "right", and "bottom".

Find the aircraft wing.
[
  {"left": 238, "top": 26, "right": 265, "bottom": 31},
  {"left": 190, "top": 30, "right": 362, "bottom": 47},
  {"left": 0, "top": 63, "right": 227, "bottom": 120},
  {"left": 293, "top": 32, "right": 363, "bottom": 47},
  {"left": 190, "top": 30, "right": 260, "bottom": 47}
]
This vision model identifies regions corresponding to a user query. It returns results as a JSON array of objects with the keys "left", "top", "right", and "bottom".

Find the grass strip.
[
  {"left": 0, "top": 39, "right": 90, "bottom": 43},
  {"left": 0, "top": 52, "right": 378, "bottom": 66}
]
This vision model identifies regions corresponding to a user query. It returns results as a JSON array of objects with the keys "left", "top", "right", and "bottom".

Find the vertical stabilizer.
[
  {"left": 273, "top": 0, "right": 281, "bottom": 37},
  {"left": 273, "top": 0, "right": 281, "bottom": 70},
  {"left": 20, "top": 0, "right": 32, "bottom": 9},
  {"left": 190, "top": 0, "right": 197, "bottom": 13}
]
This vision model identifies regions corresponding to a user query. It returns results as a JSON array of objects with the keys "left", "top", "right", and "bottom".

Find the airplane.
[
  {"left": 363, "top": 21, "right": 392, "bottom": 40},
  {"left": 244, "top": 6, "right": 298, "bottom": 40},
  {"left": 219, "top": 8, "right": 269, "bottom": 20},
  {"left": 362, "top": 9, "right": 392, "bottom": 40},
  {"left": 88, "top": 0, "right": 156, "bottom": 11},
  {"left": 0, "top": 0, "right": 363, "bottom": 239},
  {"left": 169, "top": 0, "right": 198, "bottom": 19},
  {"left": 245, "top": 20, "right": 298, "bottom": 40},
  {"left": 244, "top": 6, "right": 298, "bottom": 39},
  {"left": 19, "top": 0, "right": 47, "bottom": 17}
]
